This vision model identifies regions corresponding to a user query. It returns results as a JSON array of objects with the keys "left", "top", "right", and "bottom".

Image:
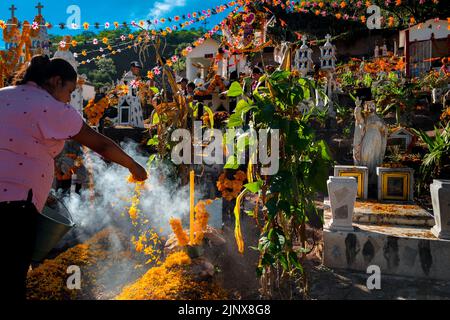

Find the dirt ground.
[{"left": 306, "top": 259, "right": 450, "bottom": 300}]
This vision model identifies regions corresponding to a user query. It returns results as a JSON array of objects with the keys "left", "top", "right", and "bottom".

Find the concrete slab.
[
  {"left": 323, "top": 208, "right": 450, "bottom": 281},
  {"left": 324, "top": 199, "right": 435, "bottom": 227}
]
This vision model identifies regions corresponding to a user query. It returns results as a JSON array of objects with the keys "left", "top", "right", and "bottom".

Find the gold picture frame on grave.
[
  {"left": 338, "top": 171, "right": 364, "bottom": 199},
  {"left": 382, "top": 172, "right": 409, "bottom": 201}
]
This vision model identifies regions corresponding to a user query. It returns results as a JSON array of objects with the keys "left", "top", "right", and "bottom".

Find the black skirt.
[{"left": 0, "top": 189, "right": 38, "bottom": 300}]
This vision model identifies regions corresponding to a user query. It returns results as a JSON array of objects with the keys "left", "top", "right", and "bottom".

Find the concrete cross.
[
  {"left": 9, "top": 4, "right": 17, "bottom": 18},
  {"left": 36, "top": 2, "right": 44, "bottom": 15}
]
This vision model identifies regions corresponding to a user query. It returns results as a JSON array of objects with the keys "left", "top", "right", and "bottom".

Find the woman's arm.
[{"left": 72, "top": 122, "right": 148, "bottom": 181}]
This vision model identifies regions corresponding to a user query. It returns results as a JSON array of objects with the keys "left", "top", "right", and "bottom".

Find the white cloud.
[{"left": 147, "top": 0, "right": 187, "bottom": 19}]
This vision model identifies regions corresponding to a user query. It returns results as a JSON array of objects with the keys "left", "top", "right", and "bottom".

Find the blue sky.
[{"left": 0, "top": 0, "right": 229, "bottom": 49}]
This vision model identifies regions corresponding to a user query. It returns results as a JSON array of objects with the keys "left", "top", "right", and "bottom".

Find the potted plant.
[{"left": 412, "top": 123, "right": 450, "bottom": 239}]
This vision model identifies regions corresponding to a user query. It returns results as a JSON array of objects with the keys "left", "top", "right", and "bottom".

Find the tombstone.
[
  {"left": 388, "top": 127, "right": 415, "bottom": 151},
  {"left": 319, "top": 34, "right": 336, "bottom": 70},
  {"left": 326, "top": 176, "right": 358, "bottom": 231},
  {"left": 334, "top": 165, "right": 369, "bottom": 199},
  {"left": 430, "top": 180, "right": 450, "bottom": 239},
  {"left": 29, "top": 2, "right": 50, "bottom": 56},
  {"left": 294, "top": 35, "right": 313, "bottom": 76},
  {"left": 377, "top": 167, "right": 414, "bottom": 202},
  {"left": 374, "top": 45, "right": 380, "bottom": 58},
  {"left": 381, "top": 43, "right": 388, "bottom": 56},
  {"left": 116, "top": 95, "right": 144, "bottom": 128}
]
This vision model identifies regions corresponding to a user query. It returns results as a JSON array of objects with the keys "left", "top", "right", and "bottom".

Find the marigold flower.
[{"left": 83, "top": 22, "right": 90, "bottom": 30}]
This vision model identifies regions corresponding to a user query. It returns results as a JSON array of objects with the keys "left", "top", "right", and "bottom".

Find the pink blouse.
[{"left": 0, "top": 82, "right": 83, "bottom": 213}]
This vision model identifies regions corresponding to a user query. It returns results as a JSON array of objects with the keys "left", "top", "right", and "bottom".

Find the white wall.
[
  {"left": 186, "top": 38, "right": 220, "bottom": 81},
  {"left": 399, "top": 19, "right": 450, "bottom": 47}
]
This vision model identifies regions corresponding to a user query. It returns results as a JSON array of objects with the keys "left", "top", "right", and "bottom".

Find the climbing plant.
[{"left": 226, "top": 70, "right": 333, "bottom": 298}]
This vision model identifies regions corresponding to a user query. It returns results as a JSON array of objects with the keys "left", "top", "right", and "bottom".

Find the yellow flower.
[
  {"left": 83, "top": 22, "right": 90, "bottom": 30},
  {"left": 81, "top": 50, "right": 87, "bottom": 56},
  {"left": 71, "top": 40, "right": 78, "bottom": 47},
  {"left": 102, "top": 37, "right": 109, "bottom": 44},
  {"left": 114, "top": 21, "right": 119, "bottom": 28},
  {"left": 0, "top": 20, "right": 6, "bottom": 29},
  {"left": 128, "top": 34, "right": 134, "bottom": 40}
]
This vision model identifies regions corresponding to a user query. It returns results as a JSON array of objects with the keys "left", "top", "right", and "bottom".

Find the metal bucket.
[{"left": 32, "top": 194, "right": 76, "bottom": 262}]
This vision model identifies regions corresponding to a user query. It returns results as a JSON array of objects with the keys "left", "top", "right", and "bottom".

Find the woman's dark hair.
[{"left": 13, "top": 55, "right": 77, "bottom": 86}]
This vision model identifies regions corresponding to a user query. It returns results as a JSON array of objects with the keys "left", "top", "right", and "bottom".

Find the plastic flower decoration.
[
  {"left": 153, "top": 67, "right": 161, "bottom": 75},
  {"left": 99, "top": 47, "right": 104, "bottom": 52},
  {"left": 59, "top": 41, "right": 66, "bottom": 49},
  {"left": 186, "top": 46, "right": 193, "bottom": 53},
  {"left": 83, "top": 22, "right": 90, "bottom": 30},
  {"left": 130, "top": 79, "right": 140, "bottom": 88},
  {"left": 139, "top": 20, "right": 145, "bottom": 27},
  {"left": 171, "top": 55, "right": 178, "bottom": 63},
  {"left": 81, "top": 50, "right": 87, "bottom": 56},
  {"left": 102, "top": 37, "right": 109, "bottom": 44},
  {"left": 71, "top": 23, "right": 78, "bottom": 30},
  {"left": 73, "top": 53, "right": 78, "bottom": 58},
  {"left": 93, "top": 38, "right": 99, "bottom": 45},
  {"left": 113, "top": 21, "right": 119, "bottom": 29},
  {"left": 120, "top": 35, "right": 126, "bottom": 41},
  {"left": 147, "top": 71, "right": 154, "bottom": 79},
  {"left": 166, "top": 27, "right": 172, "bottom": 33},
  {"left": 128, "top": 34, "right": 134, "bottom": 40},
  {"left": 104, "top": 22, "right": 110, "bottom": 29},
  {"left": 0, "top": 20, "right": 7, "bottom": 30},
  {"left": 31, "top": 21, "right": 39, "bottom": 30}
]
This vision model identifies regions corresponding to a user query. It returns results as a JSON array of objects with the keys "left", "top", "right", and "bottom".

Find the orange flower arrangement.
[
  {"left": 169, "top": 218, "right": 190, "bottom": 247},
  {"left": 116, "top": 250, "right": 227, "bottom": 300},
  {"left": 84, "top": 96, "right": 110, "bottom": 126},
  {"left": 217, "top": 171, "right": 246, "bottom": 201},
  {"left": 191, "top": 199, "right": 213, "bottom": 245}
]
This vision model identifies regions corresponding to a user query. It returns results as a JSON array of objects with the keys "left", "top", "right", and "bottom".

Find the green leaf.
[
  {"left": 152, "top": 112, "right": 160, "bottom": 125},
  {"left": 318, "top": 140, "right": 332, "bottom": 161},
  {"left": 150, "top": 87, "right": 159, "bottom": 94},
  {"left": 244, "top": 180, "right": 263, "bottom": 193},
  {"left": 228, "top": 81, "right": 244, "bottom": 97},
  {"left": 147, "top": 135, "right": 159, "bottom": 146},
  {"left": 288, "top": 251, "right": 303, "bottom": 272},
  {"left": 224, "top": 155, "right": 240, "bottom": 169}
]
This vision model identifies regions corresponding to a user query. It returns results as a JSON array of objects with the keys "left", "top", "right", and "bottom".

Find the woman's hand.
[{"left": 129, "top": 161, "right": 148, "bottom": 181}]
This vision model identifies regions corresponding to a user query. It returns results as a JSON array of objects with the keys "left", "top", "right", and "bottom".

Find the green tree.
[{"left": 88, "top": 57, "right": 117, "bottom": 89}]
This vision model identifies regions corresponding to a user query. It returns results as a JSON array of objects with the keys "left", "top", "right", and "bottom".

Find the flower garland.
[
  {"left": 0, "top": 1, "right": 237, "bottom": 32},
  {"left": 217, "top": 170, "right": 247, "bottom": 201}
]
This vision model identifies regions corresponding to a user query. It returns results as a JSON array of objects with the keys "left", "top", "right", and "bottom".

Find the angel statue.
[{"left": 353, "top": 98, "right": 388, "bottom": 181}]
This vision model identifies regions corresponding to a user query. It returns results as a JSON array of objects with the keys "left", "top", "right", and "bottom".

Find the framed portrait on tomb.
[{"left": 382, "top": 173, "right": 409, "bottom": 201}]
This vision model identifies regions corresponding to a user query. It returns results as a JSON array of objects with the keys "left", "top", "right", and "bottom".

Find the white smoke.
[{"left": 61, "top": 141, "right": 195, "bottom": 243}]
